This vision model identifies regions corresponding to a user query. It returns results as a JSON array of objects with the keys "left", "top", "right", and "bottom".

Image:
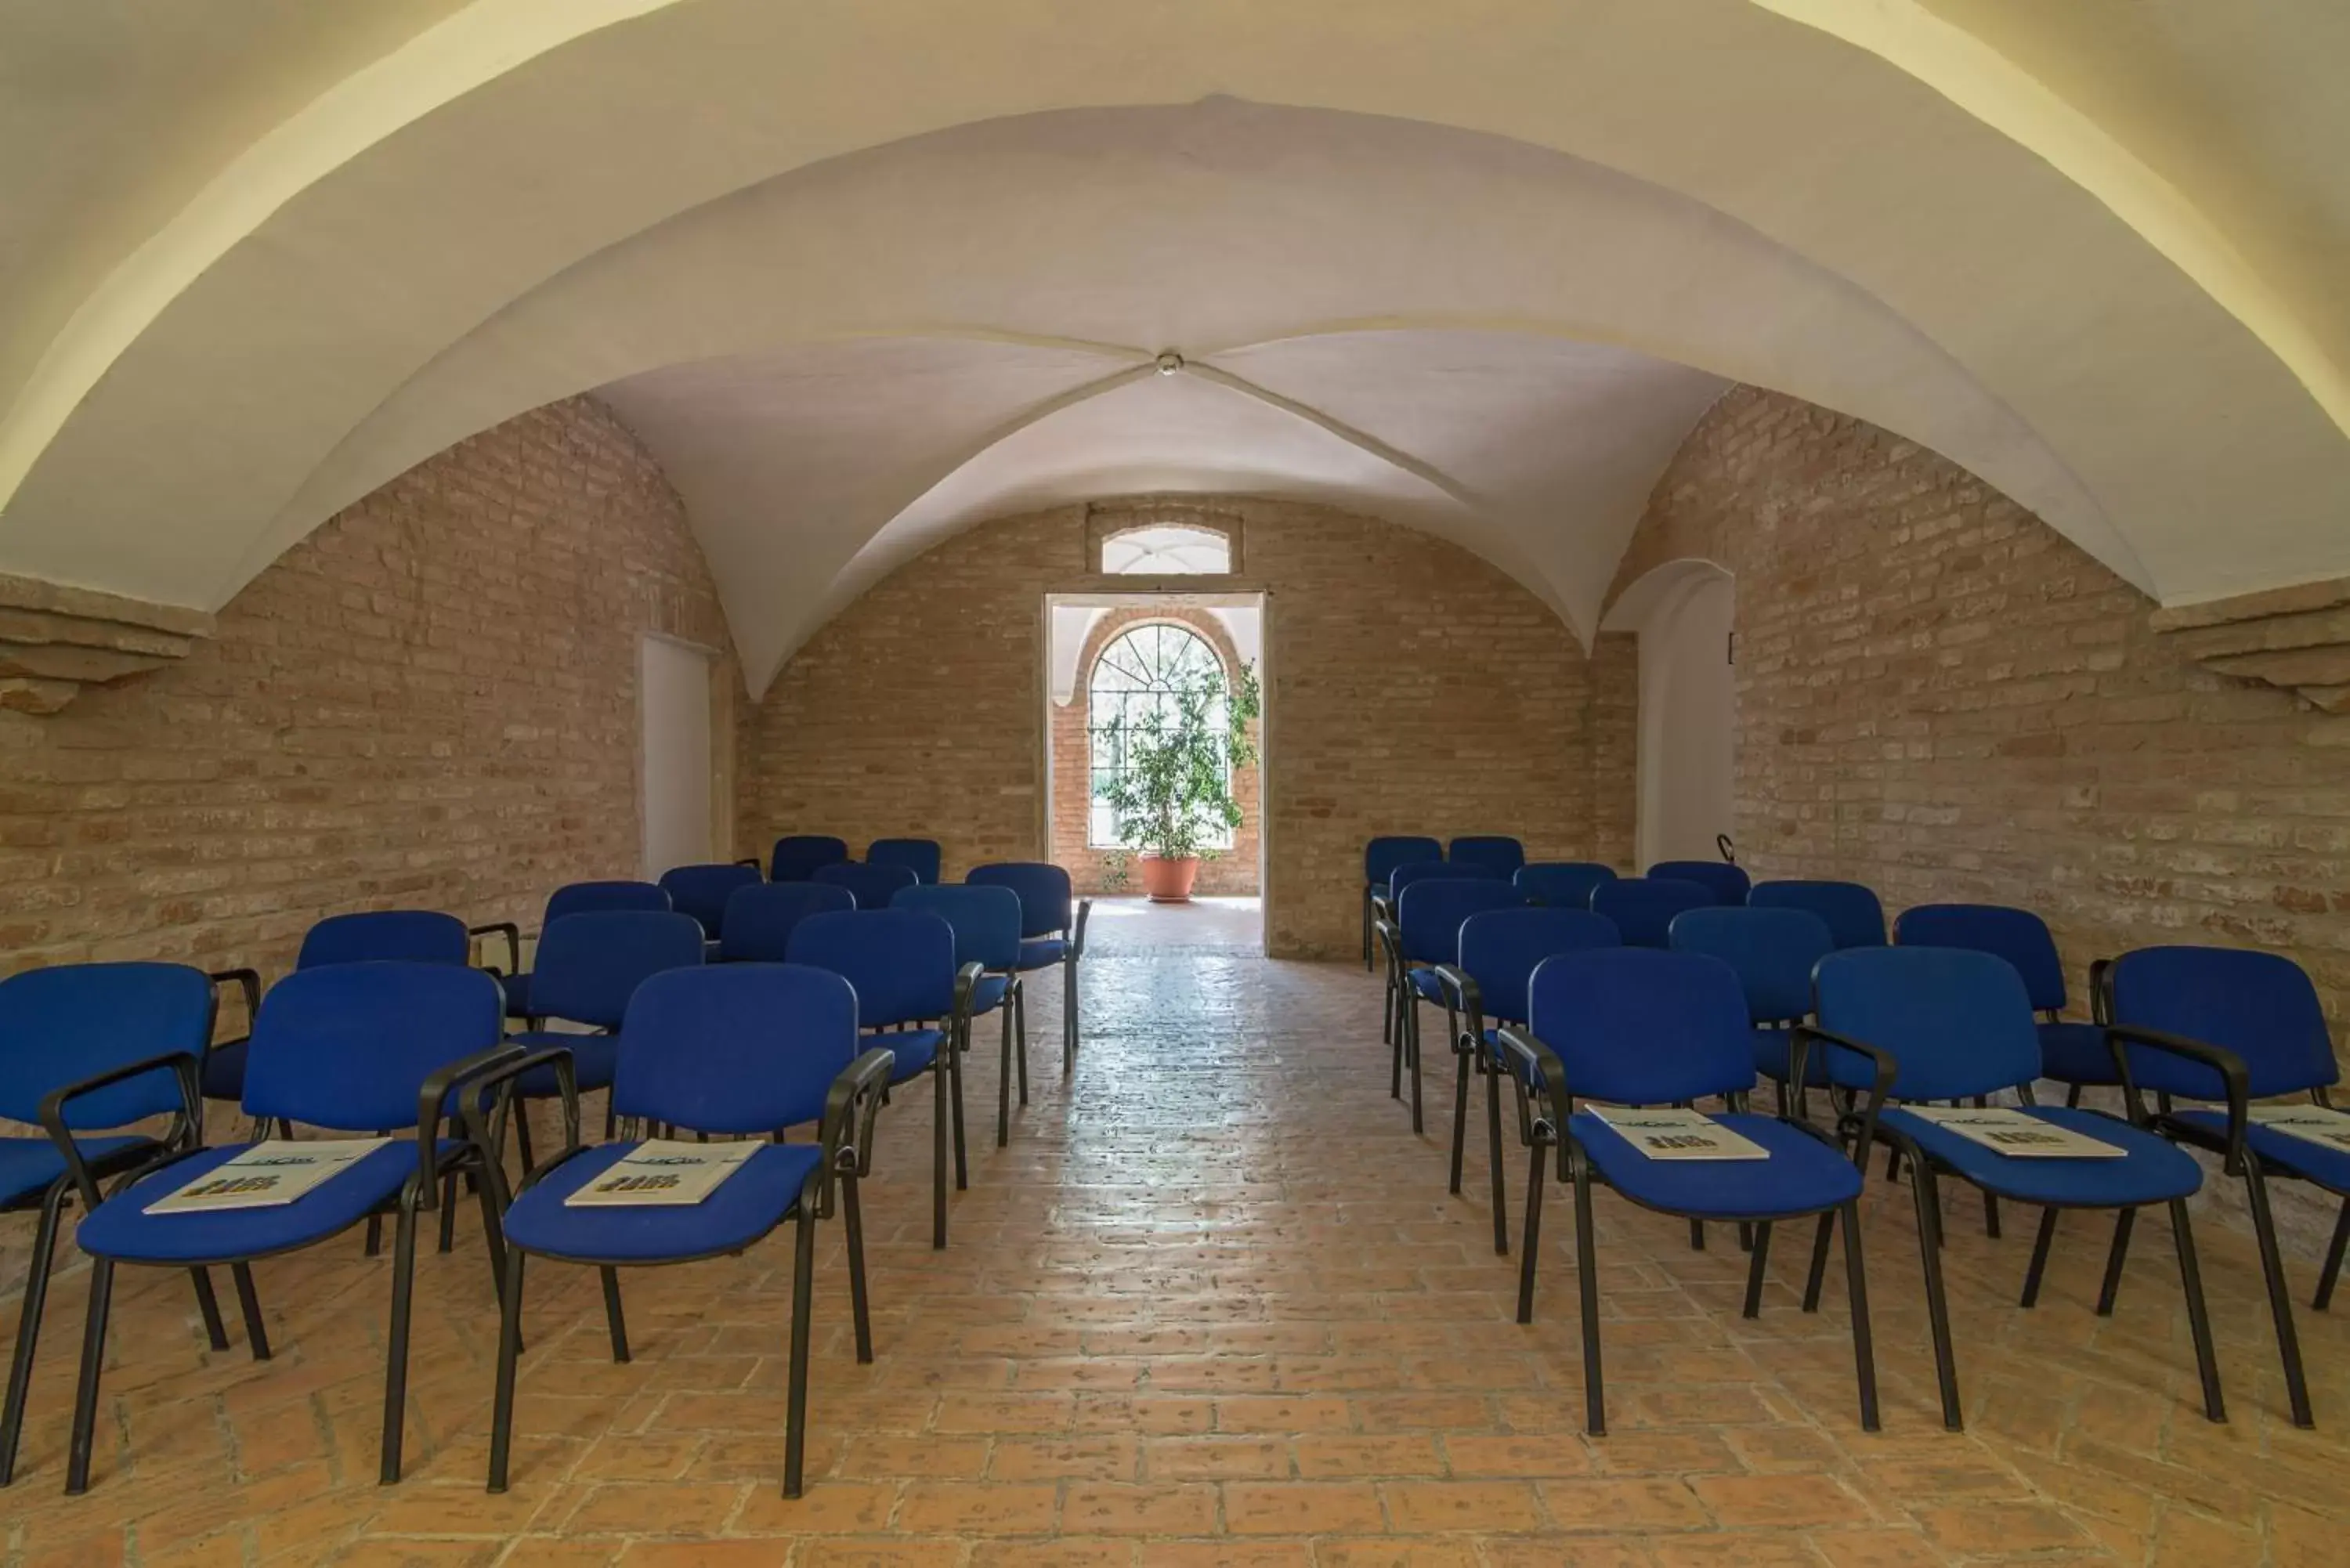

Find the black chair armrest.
[
  {"left": 1789, "top": 1024, "right": 1896, "bottom": 1164},
  {"left": 1430, "top": 964, "right": 1485, "bottom": 1052},
  {"left": 206, "top": 967, "right": 262, "bottom": 1046},
  {"left": 38, "top": 1050, "right": 205, "bottom": 1207},
  {"left": 814, "top": 1046, "right": 898, "bottom": 1215},
  {"left": 1072, "top": 900, "right": 1093, "bottom": 959},
  {"left": 417, "top": 1044, "right": 533, "bottom": 1205},
  {"left": 950, "top": 961, "right": 985, "bottom": 1042},
  {"left": 1372, "top": 916, "right": 1404, "bottom": 976},
  {"left": 2104, "top": 1021, "right": 2251, "bottom": 1170},
  {"left": 1492, "top": 1024, "right": 1573, "bottom": 1176},
  {"left": 454, "top": 1046, "right": 582, "bottom": 1187},
  {"left": 468, "top": 923, "right": 522, "bottom": 980}
]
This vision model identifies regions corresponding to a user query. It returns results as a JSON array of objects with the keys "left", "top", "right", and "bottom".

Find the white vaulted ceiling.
[{"left": 1, "top": 0, "right": 2347, "bottom": 693}]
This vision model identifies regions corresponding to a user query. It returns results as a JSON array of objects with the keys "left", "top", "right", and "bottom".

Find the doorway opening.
[
  {"left": 638, "top": 633, "right": 716, "bottom": 878},
  {"left": 1603, "top": 560, "right": 1736, "bottom": 869}
]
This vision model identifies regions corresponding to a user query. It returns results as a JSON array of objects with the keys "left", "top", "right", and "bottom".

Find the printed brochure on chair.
[
  {"left": 2247, "top": 1104, "right": 2350, "bottom": 1154},
  {"left": 143, "top": 1138, "right": 392, "bottom": 1214},
  {"left": 1582, "top": 1105, "right": 1769, "bottom": 1161},
  {"left": 1903, "top": 1105, "right": 2124, "bottom": 1158},
  {"left": 563, "top": 1139, "right": 760, "bottom": 1207}
]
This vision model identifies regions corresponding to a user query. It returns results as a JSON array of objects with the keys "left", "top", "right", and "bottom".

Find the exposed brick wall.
[
  {"left": 1048, "top": 606, "right": 1261, "bottom": 897},
  {"left": 743, "top": 497, "right": 1604, "bottom": 958}
]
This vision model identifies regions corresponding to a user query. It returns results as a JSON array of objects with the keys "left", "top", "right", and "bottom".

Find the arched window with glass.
[{"left": 1087, "top": 622, "right": 1234, "bottom": 850}]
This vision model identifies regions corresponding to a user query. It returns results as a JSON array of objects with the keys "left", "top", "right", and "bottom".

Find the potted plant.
[{"left": 1095, "top": 659, "right": 1260, "bottom": 901}]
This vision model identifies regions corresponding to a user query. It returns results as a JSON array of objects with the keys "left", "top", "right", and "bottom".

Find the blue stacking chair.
[
  {"left": 789, "top": 909, "right": 982, "bottom": 1248},
  {"left": 1448, "top": 836, "right": 1527, "bottom": 877},
  {"left": 868, "top": 838, "right": 942, "bottom": 885},
  {"left": 769, "top": 835, "right": 850, "bottom": 883},
  {"left": 1514, "top": 862, "right": 1616, "bottom": 910},
  {"left": 2103, "top": 945, "right": 2342, "bottom": 1428},
  {"left": 1377, "top": 858, "right": 1503, "bottom": 963},
  {"left": 1492, "top": 948, "right": 1877, "bottom": 1435},
  {"left": 1378, "top": 879, "right": 1524, "bottom": 1133},
  {"left": 967, "top": 863, "right": 1091, "bottom": 1075},
  {"left": 470, "top": 964, "right": 893, "bottom": 1500},
  {"left": 1752, "top": 880, "right": 1885, "bottom": 948},
  {"left": 720, "top": 882, "right": 855, "bottom": 963},
  {"left": 0, "top": 963, "right": 221, "bottom": 1487},
  {"left": 1800, "top": 947, "right": 2222, "bottom": 1431},
  {"left": 55, "top": 963, "right": 514, "bottom": 1491},
  {"left": 895, "top": 884, "right": 1028, "bottom": 1146},
  {"left": 1592, "top": 876, "right": 1712, "bottom": 948},
  {"left": 507, "top": 912, "right": 706, "bottom": 1162},
  {"left": 1647, "top": 860, "right": 1750, "bottom": 906},
  {"left": 813, "top": 860, "right": 920, "bottom": 909},
  {"left": 1895, "top": 904, "right": 2115, "bottom": 1104},
  {"left": 1362, "top": 836, "right": 1442, "bottom": 970},
  {"left": 658, "top": 864, "right": 764, "bottom": 948},
  {"left": 1671, "top": 905, "right": 1837, "bottom": 1111},
  {"left": 1431, "top": 907, "right": 1619, "bottom": 1252},
  {"left": 490, "top": 881, "right": 672, "bottom": 1020}
]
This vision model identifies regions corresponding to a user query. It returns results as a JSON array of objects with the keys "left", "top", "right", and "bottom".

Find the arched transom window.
[{"left": 1087, "top": 622, "right": 1232, "bottom": 848}]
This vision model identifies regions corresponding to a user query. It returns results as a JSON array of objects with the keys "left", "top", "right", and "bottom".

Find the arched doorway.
[{"left": 1604, "top": 560, "right": 1737, "bottom": 869}]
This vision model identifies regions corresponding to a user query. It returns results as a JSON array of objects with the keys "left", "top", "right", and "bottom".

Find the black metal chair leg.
[
  {"left": 514, "top": 1107, "right": 537, "bottom": 1174},
  {"left": 1742, "top": 1222, "right": 1773, "bottom": 1319},
  {"left": 2064, "top": 1082, "right": 2083, "bottom": 1109},
  {"left": 378, "top": 1193, "right": 421, "bottom": 1483},
  {"left": 231, "top": 1263, "right": 270, "bottom": 1360},
  {"left": 843, "top": 1170, "right": 873, "bottom": 1364},
  {"left": 931, "top": 1058, "right": 949, "bottom": 1251},
  {"left": 1689, "top": 1218, "right": 1705, "bottom": 1252},
  {"left": 63, "top": 1257, "right": 115, "bottom": 1495},
  {"left": 2168, "top": 1197, "right": 2227, "bottom": 1424},
  {"left": 1485, "top": 1058, "right": 1509, "bottom": 1257},
  {"left": 1389, "top": 992, "right": 1405, "bottom": 1100},
  {"left": 2317, "top": 1198, "right": 2350, "bottom": 1312},
  {"left": 1406, "top": 1000, "right": 1424, "bottom": 1136},
  {"left": 191, "top": 1266, "right": 230, "bottom": 1351},
  {"left": 363, "top": 1214, "right": 382, "bottom": 1258},
  {"left": 1572, "top": 1159, "right": 1605, "bottom": 1435},
  {"left": 1983, "top": 1190, "right": 2001, "bottom": 1240},
  {"left": 600, "top": 1268, "right": 629, "bottom": 1363},
  {"left": 783, "top": 1201, "right": 817, "bottom": 1499},
  {"left": 438, "top": 1171, "right": 460, "bottom": 1253},
  {"left": 1801, "top": 1210, "right": 1835, "bottom": 1313},
  {"left": 2240, "top": 1161, "right": 2313, "bottom": 1427},
  {"left": 2020, "top": 1207, "right": 2059, "bottom": 1308},
  {"left": 1061, "top": 958, "right": 1078, "bottom": 1075},
  {"left": 1910, "top": 1162, "right": 1964, "bottom": 1431},
  {"left": 1448, "top": 1047, "right": 1472, "bottom": 1196},
  {"left": 486, "top": 1247, "right": 526, "bottom": 1493},
  {"left": 949, "top": 1023, "right": 969, "bottom": 1191},
  {"left": 1516, "top": 1141, "right": 1547, "bottom": 1325},
  {"left": 1842, "top": 1201, "right": 1881, "bottom": 1432},
  {"left": 1361, "top": 887, "right": 1372, "bottom": 971},
  {"left": 996, "top": 1001, "right": 1014, "bottom": 1148},
  {"left": 0, "top": 1181, "right": 68, "bottom": 1486},
  {"left": 2095, "top": 1209, "right": 2136, "bottom": 1317}
]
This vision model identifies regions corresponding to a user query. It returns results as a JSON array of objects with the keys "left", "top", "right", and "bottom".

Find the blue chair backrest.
[
  {"left": 1893, "top": 903, "right": 2066, "bottom": 1013},
  {"left": 1365, "top": 836, "right": 1443, "bottom": 888},
  {"left": 966, "top": 862, "right": 1074, "bottom": 939},
  {"left": 545, "top": 880, "right": 671, "bottom": 923},
  {"left": 892, "top": 883, "right": 1023, "bottom": 971},
  {"left": 530, "top": 911, "right": 707, "bottom": 1029},
  {"left": 788, "top": 909, "right": 956, "bottom": 1028},
  {"left": 296, "top": 910, "right": 471, "bottom": 970},
  {"left": 2107, "top": 946, "right": 2337, "bottom": 1102},
  {"left": 244, "top": 963, "right": 504, "bottom": 1132},
  {"left": 1515, "top": 862, "right": 1618, "bottom": 909},
  {"left": 1750, "top": 880, "right": 1885, "bottom": 948},
  {"left": 1528, "top": 948, "right": 1754, "bottom": 1106},
  {"left": 1814, "top": 946, "right": 2041, "bottom": 1101},
  {"left": 1669, "top": 906, "right": 1834, "bottom": 1024},
  {"left": 718, "top": 882, "right": 854, "bottom": 963},
  {"left": 1646, "top": 861, "right": 1751, "bottom": 906},
  {"left": 658, "top": 863, "right": 764, "bottom": 938},
  {"left": 868, "top": 838, "right": 943, "bottom": 885},
  {"left": 0, "top": 962, "right": 215, "bottom": 1130},
  {"left": 1592, "top": 877, "right": 1714, "bottom": 948},
  {"left": 1391, "top": 858, "right": 1500, "bottom": 904},
  {"left": 1457, "top": 907, "right": 1621, "bottom": 1025},
  {"left": 613, "top": 965, "right": 859, "bottom": 1136},
  {"left": 814, "top": 860, "right": 920, "bottom": 909},
  {"left": 769, "top": 835, "right": 851, "bottom": 883},
  {"left": 1397, "top": 879, "right": 1524, "bottom": 966},
  {"left": 1448, "top": 836, "right": 1527, "bottom": 876}
]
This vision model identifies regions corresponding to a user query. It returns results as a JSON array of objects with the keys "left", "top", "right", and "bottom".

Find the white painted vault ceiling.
[{"left": 1, "top": 0, "right": 2346, "bottom": 694}]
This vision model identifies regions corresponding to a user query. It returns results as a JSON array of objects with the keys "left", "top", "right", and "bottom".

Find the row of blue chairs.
[{"left": 1359, "top": 834, "right": 1531, "bottom": 966}]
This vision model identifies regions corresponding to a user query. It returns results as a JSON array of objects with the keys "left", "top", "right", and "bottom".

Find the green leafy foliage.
[{"left": 1094, "top": 660, "right": 1260, "bottom": 862}]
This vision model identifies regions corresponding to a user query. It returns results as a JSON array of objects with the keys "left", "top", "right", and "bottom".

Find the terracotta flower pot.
[{"left": 1137, "top": 854, "right": 1201, "bottom": 902}]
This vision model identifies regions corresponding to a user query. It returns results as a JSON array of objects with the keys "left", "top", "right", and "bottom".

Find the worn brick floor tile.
[
  {"left": 606, "top": 1543, "right": 788, "bottom": 1568},
  {"left": 1223, "top": 1480, "right": 1386, "bottom": 1534},
  {"left": 1290, "top": 1433, "right": 1443, "bottom": 1478},
  {"left": 989, "top": 1433, "right": 1142, "bottom": 1481},
  {"left": 1688, "top": 1471, "right": 1875, "bottom": 1528},
  {"left": 1379, "top": 1479, "right": 1547, "bottom": 1533},
  {"left": 1535, "top": 1477, "right": 1712, "bottom": 1532},
  {"left": 1137, "top": 1542, "right": 1317, "bottom": 1567},
  {"left": 1312, "top": 1541, "right": 1480, "bottom": 1567},
  {"left": 1913, "top": 1501, "right": 2092, "bottom": 1555},
  {"left": 1144, "top": 1435, "right": 1292, "bottom": 1479},
  {"left": 1059, "top": 1480, "right": 1220, "bottom": 1535},
  {"left": 895, "top": 1480, "right": 1061, "bottom": 1534}
]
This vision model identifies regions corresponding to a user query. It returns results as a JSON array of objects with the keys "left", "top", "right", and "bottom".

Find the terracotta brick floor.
[{"left": 4, "top": 923, "right": 2345, "bottom": 1566}]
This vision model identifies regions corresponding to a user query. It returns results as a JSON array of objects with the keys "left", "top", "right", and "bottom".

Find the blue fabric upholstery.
[
  {"left": 718, "top": 882, "right": 855, "bottom": 963},
  {"left": 1590, "top": 878, "right": 1712, "bottom": 949},
  {"left": 1670, "top": 906, "right": 1834, "bottom": 1024},
  {"left": 1448, "top": 836, "right": 1527, "bottom": 876},
  {"left": 529, "top": 912, "right": 707, "bottom": 1031},
  {"left": 1646, "top": 861, "right": 1751, "bottom": 906},
  {"left": 545, "top": 881, "right": 671, "bottom": 922},
  {"left": 868, "top": 838, "right": 943, "bottom": 885},
  {"left": 2108, "top": 946, "right": 2338, "bottom": 1103},
  {"left": 893, "top": 884, "right": 1023, "bottom": 971},
  {"left": 498, "top": 971, "right": 533, "bottom": 1020},
  {"left": 2037, "top": 1021, "right": 2120, "bottom": 1086},
  {"left": 1893, "top": 904, "right": 2069, "bottom": 1012},
  {"left": 295, "top": 910, "right": 471, "bottom": 970},
  {"left": 244, "top": 963, "right": 505, "bottom": 1132},
  {"left": 0, "top": 1136, "right": 148, "bottom": 1208},
  {"left": 1527, "top": 948, "right": 1755, "bottom": 1107},
  {"left": 1575, "top": 1111, "right": 1863, "bottom": 1219},
  {"left": 1813, "top": 947, "right": 2041, "bottom": 1103},
  {"left": 1456, "top": 907, "right": 1621, "bottom": 1026},
  {"left": 813, "top": 860, "right": 920, "bottom": 909},
  {"left": 613, "top": 966, "right": 859, "bottom": 1134},
  {"left": 1410, "top": 967, "right": 1444, "bottom": 1003},
  {"left": 2171, "top": 1107, "right": 2350, "bottom": 1194},
  {"left": 787, "top": 909, "right": 956, "bottom": 1029},
  {"left": 1397, "top": 880, "right": 1524, "bottom": 966},
  {"left": 1513, "top": 862, "right": 1618, "bottom": 909},
  {"left": 503, "top": 1141, "right": 822, "bottom": 1263},
  {"left": 967, "top": 862, "right": 1075, "bottom": 938},
  {"left": 78, "top": 1140, "right": 423, "bottom": 1264},
  {"left": 872, "top": 1027, "right": 942, "bottom": 1083},
  {"left": 1365, "top": 836, "right": 1443, "bottom": 891},
  {"left": 971, "top": 974, "right": 1011, "bottom": 1016},
  {"left": 1018, "top": 938, "right": 1068, "bottom": 971},
  {"left": 769, "top": 835, "right": 851, "bottom": 883},
  {"left": 1751, "top": 1026, "right": 1830, "bottom": 1088},
  {"left": 1882, "top": 1106, "right": 2202, "bottom": 1205},
  {"left": 507, "top": 1030, "right": 620, "bottom": 1095},
  {"left": 657, "top": 864, "right": 764, "bottom": 938},
  {"left": 1749, "top": 881, "right": 1886, "bottom": 949},
  {"left": 198, "top": 1039, "right": 248, "bottom": 1102},
  {"left": 0, "top": 961, "right": 215, "bottom": 1129},
  {"left": 1390, "top": 859, "right": 1502, "bottom": 905}
]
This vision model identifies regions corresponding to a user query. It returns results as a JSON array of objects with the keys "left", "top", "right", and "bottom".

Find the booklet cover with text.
[
  {"left": 1582, "top": 1106, "right": 1770, "bottom": 1161},
  {"left": 2248, "top": 1104, "right": 2350, "bottom": 1154},
  {"left": 564, "top": 1140, "right": 761, "bottom": 1207},
  {"left": 1904, "top": 1106, "right": 2124, "bottom": 1158},
  {"left": 143, "top": 1139, "right": 392, "bottom": 1214}
]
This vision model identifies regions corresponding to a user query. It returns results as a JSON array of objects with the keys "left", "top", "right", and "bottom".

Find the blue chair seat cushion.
[
  {"left": 1574, "top": 1111, "right": 1863, "bottom": 1219},
  {"left": 505, "top": 1030, "right": 620, "bottom": 1095},
  {"left": 972, "top": 974, "right": 1011, "bottom": 1016},
  {"left": 501, "top": 970, "right": 533, "bottom": 1019},
  {"left": 503, "top": 1140, "right": 821, "bottom": 1263},
  {"left": 0, "top": 1136, "right": 154, "bottom": 1209},
  {"left": 2037, "top": 1021, "right": 2120, "bottom": 1086},
  {"left": 200, "top": 1039, "right": 248, "bottom": 1101},
  {"left": 78, "top": 1140, "right": 428, "bottom": 1264},
  {"left": 1752, "top": 1028, "right": 1833, "bottom": 1087},
  {"left": 872, "top": 1027, "right": 942, "bottom": 1082},
  {"left": 1017, "top": 938, "right": 1068, "bottom": 970},
  {"left": 1410, "top": 967, "right": 1444, "bottom": 1003},
  {"left": 1882, "top": 1106, "right": 2201, "bottom": 1205},
  {"left": 2169, "top": 1107, "right": 2350, "bottom": 1194}
]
